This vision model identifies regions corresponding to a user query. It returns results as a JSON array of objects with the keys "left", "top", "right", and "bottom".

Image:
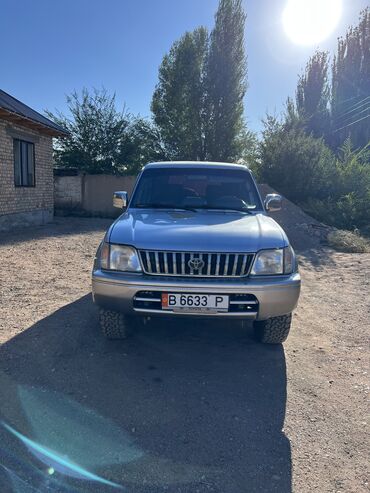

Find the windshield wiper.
[
  {"left": 134, "top": 203, "right": 198, "bottom": 212},
  {"left": 134, "top": 204, "right": 254, "bottom": 214},
  {"left": 196, "top": 206, "right": 254, "bottom": 214}
]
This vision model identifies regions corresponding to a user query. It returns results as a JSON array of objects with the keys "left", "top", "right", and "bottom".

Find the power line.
[
  {"left": 333, "top": 113, "right": 370, "bottom": 133},
  {"left": 334, "top": 94, "right": 367, "bottom": 106},
  {"left": 334, "top": 96, "right": 370, "bottom": 120},
  {"left": 335, "top": 106, "right": 370, "bottom": 126},
  {"left": 306, "top": 95, "right": 370, "bottom": 122}
]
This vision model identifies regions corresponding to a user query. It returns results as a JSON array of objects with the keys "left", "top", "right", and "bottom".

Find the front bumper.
[{"left": 92, "top": 270, "right": 301, "bottom": 320}]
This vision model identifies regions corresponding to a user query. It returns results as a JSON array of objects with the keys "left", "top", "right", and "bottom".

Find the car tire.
[
  {"left": 99, "top": 308, "right": 135, "bottom": 339},
  {"left": 253, "top": 313, "right": 292, "bottom": 344}
]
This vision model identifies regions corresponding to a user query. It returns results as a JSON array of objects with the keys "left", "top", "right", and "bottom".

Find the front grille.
[{"left": 138, "top": 250, "right": 254, "bottom": 277}]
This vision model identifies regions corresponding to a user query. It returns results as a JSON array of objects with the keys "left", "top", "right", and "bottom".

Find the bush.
[
  {"left": 303, "top": 141, "right": 370, "bottom": 232},
  {"left": 259, "top": 116, "right": 337, "bottom": 203},
  {"left": 303, "top": 194, "right": 368, "bottom": 233},
  {"left": 260, "top": 117, "right": 370, "bottom": 234},
  {"left": 333, "top": 140, "right": 370, "bottom": 232},
  {"left": 327, "top": 230, "right": 370, "bottom": 253}
]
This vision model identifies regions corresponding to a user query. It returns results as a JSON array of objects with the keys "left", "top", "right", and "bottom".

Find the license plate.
[{"left": 162, "top": 293, "right": 229, "bottom": 312}]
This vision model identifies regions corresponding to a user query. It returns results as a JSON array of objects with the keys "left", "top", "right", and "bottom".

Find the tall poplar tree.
[
  {"left": 331, "top": 8, "right": 370, "bottom": 148},
  {"left": 296, "top": 50, "right": 330, "bottom": 139},
  {"left": 151, "top": 0, "right": 249, "bottom": 162},
  {"left": 205, "top": 0, "right": 247, "bottom": 161},
  {"left": 151, "top": 27, "right": 208, "bottom": 160}
]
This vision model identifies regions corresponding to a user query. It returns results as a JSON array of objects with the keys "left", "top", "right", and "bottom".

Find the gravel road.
[{"left": 0, "top": 217, "right": 368, "bottom": 493}]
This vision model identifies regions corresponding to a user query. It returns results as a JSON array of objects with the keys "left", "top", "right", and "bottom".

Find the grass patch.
[{"left": 327, "top": 230, "right": 370, "bottom": 253}]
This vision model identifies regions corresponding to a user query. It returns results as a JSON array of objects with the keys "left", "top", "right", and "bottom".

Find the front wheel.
[
  {"left": 99, "top": 309, "right": 138, "bottom": 339},
  {"left": 253, "top": 313, "right": 292, "bottom": 344}
]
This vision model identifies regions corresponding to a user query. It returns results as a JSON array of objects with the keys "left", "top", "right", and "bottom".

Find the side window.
[{"left": 14, "top": 139, "right": 35, "bottom": 187}]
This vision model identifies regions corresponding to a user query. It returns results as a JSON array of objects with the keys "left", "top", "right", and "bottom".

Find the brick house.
[{"left": 0, "top": 90, "right": 67, "bottom": 230}]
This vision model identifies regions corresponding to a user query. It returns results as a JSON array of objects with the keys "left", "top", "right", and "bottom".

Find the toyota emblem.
[{"left": 188, "top": 258, "right": 205, "bottom": 271}]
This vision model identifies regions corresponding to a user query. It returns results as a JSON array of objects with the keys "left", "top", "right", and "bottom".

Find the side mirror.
[
  {"left": 113, "top": 191, "right": 128, "bottom": 209},
  {"left": 264, "top": 193, "right": 282, "bottom": 212}
]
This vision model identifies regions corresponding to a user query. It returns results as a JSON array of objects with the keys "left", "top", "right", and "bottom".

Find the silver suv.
[{"left": 92, "top": 162, "right": 300, "bottom": 343}]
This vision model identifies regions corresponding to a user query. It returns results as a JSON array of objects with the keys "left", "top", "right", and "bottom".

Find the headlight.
[
  {"left": 251, "top": 246, "right": 296, "bottom": 275},
  {"left": 100, "top": 243, "right": 142, "bottom": 272}
]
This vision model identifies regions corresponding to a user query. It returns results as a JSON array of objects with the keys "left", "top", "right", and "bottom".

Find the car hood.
[{"left": 108, "top": 210, "right": 289, "bottom": 252}]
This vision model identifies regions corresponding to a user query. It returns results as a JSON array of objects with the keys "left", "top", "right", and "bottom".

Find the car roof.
[{"left": 144, "top": 161, "right": 251, "bottom": 171}]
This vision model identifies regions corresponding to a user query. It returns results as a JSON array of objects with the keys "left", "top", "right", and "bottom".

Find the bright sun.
[{"left": 282, "top": 0, "right": 342, "bottom": 46}]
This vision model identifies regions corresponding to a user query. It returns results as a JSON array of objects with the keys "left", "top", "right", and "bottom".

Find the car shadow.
[{"left": 0, "top": 295, "right": 291, "bottom": 493}]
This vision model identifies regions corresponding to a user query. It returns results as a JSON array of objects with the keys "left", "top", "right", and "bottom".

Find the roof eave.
[{"left": 0, "top": 107, "right": 69, "bottom": 137}]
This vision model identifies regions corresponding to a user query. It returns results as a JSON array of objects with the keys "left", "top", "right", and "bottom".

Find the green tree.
[
  {"left": 47, "top": 88, "right": 130, "bottom": 174},
  {"left": 258, "top": 8, "right": 370, "bottom": 235},
  {"left": 331, "top": 8, "right": 370, "bottom": 148},
  {"left": 151, "top": 27, "right": 208, "bottom": 160},
  {"left": 296, "top": 50, "right": 330, "bottom": 138},
  {"left": 205, "top": 0, "right": 247, "bottom": 161},
  {"left": 235, "top": 128, "right": 260, "bottom": 174},
  {"left": 151, "top": 0, "right": 250, "bottom": 163},
  {"left": 120, "top": 118, "right": 166, "bottom": 175},
  {"left": 47, "top": 88, "right": 163, "bottom": 174}
]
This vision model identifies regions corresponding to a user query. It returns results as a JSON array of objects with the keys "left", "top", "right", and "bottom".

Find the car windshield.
[{"left": 130, "top": 167, "right": 263, "bottom": 212}]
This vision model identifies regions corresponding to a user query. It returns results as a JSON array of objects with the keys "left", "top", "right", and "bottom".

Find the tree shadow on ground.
[{"left": 0, "top": 296, "right": 291, "bottom": 493}]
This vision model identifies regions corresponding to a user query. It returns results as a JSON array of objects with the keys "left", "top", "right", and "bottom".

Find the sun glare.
[{"left": 282, "top": 0, "right": 342, "bottom": 46}]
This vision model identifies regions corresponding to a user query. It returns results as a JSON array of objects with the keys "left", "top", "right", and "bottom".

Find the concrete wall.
[
  {"left": 54, "top": 175, "right": 83, "bottom": 211},
  {"left": 54, "top": 173, "right": 137, "bottom": 217},
  {"left": 82, "top": 174, "right": 137, "bottom": 217},
  {"left": 0, "top": 120, "right": 54, "bottom": 230}
]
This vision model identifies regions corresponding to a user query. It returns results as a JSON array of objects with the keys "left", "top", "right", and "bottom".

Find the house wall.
[{"left": 0, "top": 120, "right": 54, "bottom": 230}]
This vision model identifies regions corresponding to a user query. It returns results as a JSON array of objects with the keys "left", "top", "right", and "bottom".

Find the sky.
[{"left": 0, "top": 0, "right": 368, "bottom": 133}]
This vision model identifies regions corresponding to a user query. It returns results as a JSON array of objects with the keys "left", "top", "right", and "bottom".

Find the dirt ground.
[{"left": 0, "top": 216, "right": 369, "bottom": 493}]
